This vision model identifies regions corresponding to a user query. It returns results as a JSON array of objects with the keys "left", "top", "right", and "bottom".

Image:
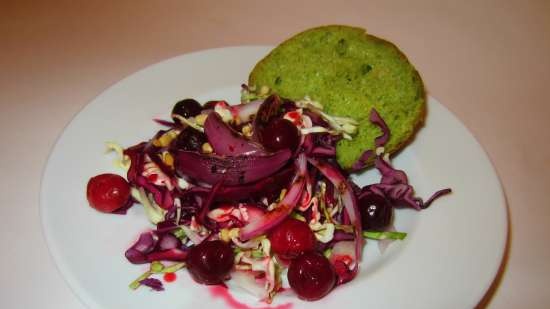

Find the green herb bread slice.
[{"left": 248, "top": 25, "right": 426, "bottom": 170}]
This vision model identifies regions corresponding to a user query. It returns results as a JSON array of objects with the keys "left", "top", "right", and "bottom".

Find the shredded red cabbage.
[
  {"left": 108, "top": 93, "right": 452, "bottom": 301},
  {"left": 350, "top": 108, "right": 391, "bottom": 171},
  {"left": 146, "top": 248, "right": 188, "bottom": 262},
  {"left": 139, "top": 278, "right": 164, "bottom": 291},
  {"left": 125, "top": 232, "right": 158, "bottom": 264},
  {"left": 370, "top": 108, "right": 390, "bottom": 147},
  {"left": 361, "top": 156, "right": 452, "bottom": 210},
  {"left": 351, "top": 149, "right": 374, "bottom": 172}
]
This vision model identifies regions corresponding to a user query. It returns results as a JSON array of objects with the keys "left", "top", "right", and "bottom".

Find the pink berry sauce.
[{"left": 209, "top": 285, "right": 293, "bottom": 309}]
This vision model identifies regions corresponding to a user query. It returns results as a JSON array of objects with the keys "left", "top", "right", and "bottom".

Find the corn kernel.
[
  {"left": 220, "top": 229, "right": 231, "bottom": 243},
  {"left": 228, "top": 228, "right": 240, "bottom": 239},
  {"left": 202, "top": 142, "right": 213, "bottom": 154},
  {"left": 241, "top": 124, "right": 253, "bottom": 137},
  {"left": 278, "top": 188, "right": 287, "bottom": 201},
  {"left": 161, "top": 151, "right": 174, "bottom": 167},
  {"left": 195, "top": 114, "right": 208, "bottom": 126},
  {"left": 219, "top": 228, "right": 240, "bottom": 243},
  {"left": 156, "top": 130, "right": 179, "bottom": 147}
]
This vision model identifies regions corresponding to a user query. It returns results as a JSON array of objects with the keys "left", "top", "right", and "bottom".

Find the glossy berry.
[
  {"left": 260, "top": 118, "right": 300, "bottom": 152},
  {"left": 269, "top": 218, "right": 316, "bottom": 259},
  {"left": 86, "top": 173, "right": 130, "bottom": 213},
  {"left": 171, "top": 127, "right": 207, "bottom": 151},
  {"left": 288, "top": 251, "right": 336, "bottom": 301},
  {"left": 172, "top": 98, "right": 202, "bottom": 122},
  {"left": 359, "top": 192, "right": 393, "bottom": 230},
  {"left": 186, "top": 240, "right": 234, "bottom": 285}
]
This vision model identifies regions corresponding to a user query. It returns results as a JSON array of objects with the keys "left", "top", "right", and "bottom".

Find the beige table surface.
[{"left": 1, "top": 0, "right": 549, "bottom": 308}]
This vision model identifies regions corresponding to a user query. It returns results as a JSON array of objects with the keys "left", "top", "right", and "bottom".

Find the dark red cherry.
[
  {"left": 269, "top": 218, "right": 316, "bottom": 259},
  {"left": 86, "top": 173, "right": 130, "bottom": 213},
  {"left": 260, "top": 118, "right": 300, "bottom": 152},
  {"left": 358, "top": 192, "right": 393, "bottom": 230},
  {"left": 288, "top": 251, "right": 336, "bottom": 301},
  {"left": 172, "top": 99, "right": 202, "bottom": 122},
  {"left": 186, "top": 240, "right": 234, "bottom": 285}
]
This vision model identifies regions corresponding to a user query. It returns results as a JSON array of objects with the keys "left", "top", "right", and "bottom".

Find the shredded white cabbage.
[{"left": 105, "top": 141, "right": 131, "bottom": 170}]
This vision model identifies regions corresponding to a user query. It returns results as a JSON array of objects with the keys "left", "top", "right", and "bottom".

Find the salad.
[{"left": 86, "top": 86, "right": 451, "bottom": 303}]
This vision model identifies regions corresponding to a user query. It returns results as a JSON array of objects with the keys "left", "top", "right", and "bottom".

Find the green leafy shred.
[
  {"left": 172, "top": 227, "right": 186, "bottom": 240},
  {"left": 362, "top": 231, "right": 407, "bottom": 240},
  {"left": 131, "top": 187, "right": 166, "bottom": 224},
  {"left": 323, "top": 248, "right": 333, "bottom": 258},
  {"left": 290, "top": 212, "right": 306, "bottom": 222},
  {"left": 129, "top": 261, "right": 186, "bottom": 290}
]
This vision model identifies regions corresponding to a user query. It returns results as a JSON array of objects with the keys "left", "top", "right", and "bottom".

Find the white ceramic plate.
[{"left": 40, "top": 46, "right": 507, "bottom": 309}]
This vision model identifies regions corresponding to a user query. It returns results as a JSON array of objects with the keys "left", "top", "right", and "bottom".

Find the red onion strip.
[
  {"left": 204, "top": 112, "right": 266, "bottom": 156},
  {"left": 232, "top": 99, "right": 263, "bottom": 123},
  {"left": 307, "top": 158, "right": 363, "bottom": 268},
  {"left": 239, "top": 154, "right": 307, "bottom": 241},
  {"left": 174, "top": 149, "right": 291, "bottom": 186},
  {"left": 215, "top": 167, "right": 294, "bottom": 201},
  {"left": 198, "top": 178, "right": 225, "bottom": 227}
]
